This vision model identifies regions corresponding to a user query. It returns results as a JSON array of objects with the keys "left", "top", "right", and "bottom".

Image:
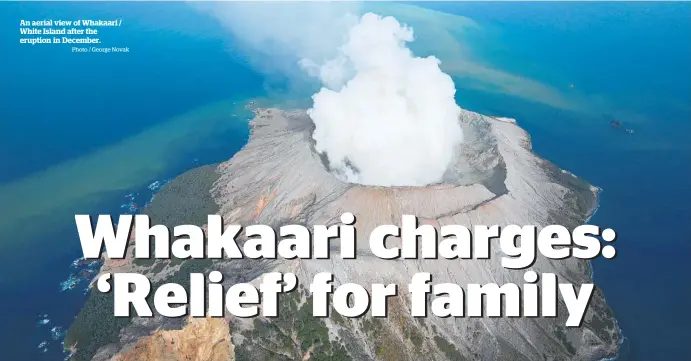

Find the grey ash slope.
[{"left": 211, "top": 108, "right": 620, "bottom": 361}]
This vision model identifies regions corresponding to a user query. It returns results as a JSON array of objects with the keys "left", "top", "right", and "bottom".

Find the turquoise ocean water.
[{"left": 0, "top": 2, "right": 689, "bottom": 361}]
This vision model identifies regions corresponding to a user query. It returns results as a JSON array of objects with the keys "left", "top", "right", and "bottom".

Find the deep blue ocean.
[{"left": 1, "top": 2, "right": 689, "bottom": 361}]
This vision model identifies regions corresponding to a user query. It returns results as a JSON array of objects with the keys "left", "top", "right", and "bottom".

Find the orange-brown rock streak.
[{"left": 110, "top": 317, "right": 234, "bottom": 361}]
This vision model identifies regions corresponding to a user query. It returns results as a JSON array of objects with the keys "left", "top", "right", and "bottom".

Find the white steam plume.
[
  {"left": 195, "top": 4, "right": 464, "bottom": 186},
  {"left": 307, "top": 13, "right": 463, "bottom": 186}
]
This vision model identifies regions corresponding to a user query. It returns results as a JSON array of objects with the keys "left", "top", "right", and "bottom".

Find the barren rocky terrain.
[{"left": 66, "top": 107, "right": 620, "bottom": 361}]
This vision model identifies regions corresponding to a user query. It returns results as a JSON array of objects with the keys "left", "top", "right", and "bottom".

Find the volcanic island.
[{"left": 64, "top": 105, "right": 621, "bottom": 361}]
